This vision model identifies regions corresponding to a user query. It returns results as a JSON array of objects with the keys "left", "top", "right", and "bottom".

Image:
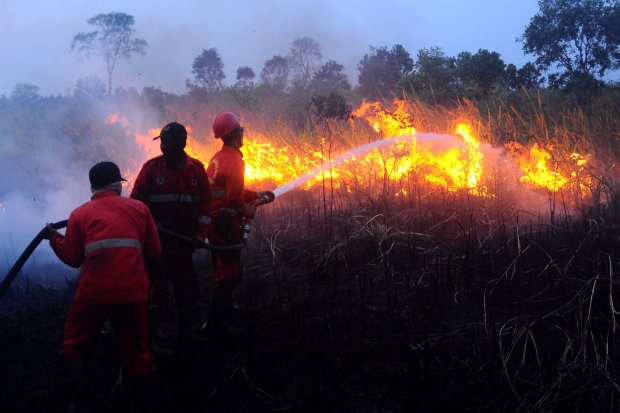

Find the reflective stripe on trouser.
[
  {"left": 61, "top": 302, "right": 155, "bottom": 375},
  {"left": 84, "top": 238, "right": 141, "bottom": 254}
]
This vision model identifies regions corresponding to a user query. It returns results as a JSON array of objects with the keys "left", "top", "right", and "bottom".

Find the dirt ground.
[
  {"left": 2, "top": 220, "right": 619, "bottom": 413},
  {"left": 0, "top": 252, "right": 487, "bottom": 413}
]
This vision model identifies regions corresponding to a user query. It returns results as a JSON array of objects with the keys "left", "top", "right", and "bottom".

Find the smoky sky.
[{"left": 1, "top": 0, "right": 541, "bottom": 96}]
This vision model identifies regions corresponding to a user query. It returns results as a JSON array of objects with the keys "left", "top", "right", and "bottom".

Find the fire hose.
[
  {"left": 0, "top": 193, "right": 274, "bottom": 300},
  {"left": 0, "top": 220, "right": 68, "bottom": 299},
  {"left": 156, "top": 225, "right": 246, "bottom": 252},
  {"left": 156, "top": 190, "right": 274, "bottom": 251}
]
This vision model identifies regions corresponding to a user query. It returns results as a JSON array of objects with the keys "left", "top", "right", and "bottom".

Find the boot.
[
  {"left": 177, "top": 300, "right": 207, "bottom": 344},
  {"left": 149, "top": 305, "right": 174, "bottom": 358},
  {"left": 205, "top": 290, "right": 244, "bottom": 340},
  {"left": 65, "top": 358, "right": 91, "bottom": 413}
]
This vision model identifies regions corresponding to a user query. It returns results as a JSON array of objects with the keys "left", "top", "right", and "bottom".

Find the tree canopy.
[
  {"left": 521, "top": 0, "right": 620, "bottom": 85},
  {"left": 261, "top": 55, "right": 290, "bottom": 91},
  {"left": 71, "top": 12, "right": 147, "bottom": 95},
  {"left": 288, "top": 37, "right": 322, "bottom": 88},
  {"left": 357, "top": 44, "right": 413, "bottom": 99},
  {"left": 190, "top": 48, "right": 225, "bottom": 92},
  {"left": 310, "top": 60, "right": 351, "bottom": 95}
]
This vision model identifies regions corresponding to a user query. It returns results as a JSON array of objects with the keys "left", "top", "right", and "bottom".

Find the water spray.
[{"left": 272, "top": 133, "right": 443, "bottom": 197}]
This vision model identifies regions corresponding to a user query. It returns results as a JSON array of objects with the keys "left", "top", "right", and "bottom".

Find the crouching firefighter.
[
  {"left": 131, "top": 121, "right": 212, "bottom": 345},
  {"left": 44, "top": 161, "right": 166, "bottom": 412},
  {"left": 205, "top": 111, "right": 275, "bottom": 339}
]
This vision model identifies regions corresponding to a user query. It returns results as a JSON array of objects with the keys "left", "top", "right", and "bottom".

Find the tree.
[
  {"left": 74, "top": 76, "right": 106, "bottom": 100},
  {"left": 71, "top": 12, "right": 147, "bottom": 95},
  {"left": 409, "top": 47, "right": 456, "bottom": 101},
  {"left": 310, "top": 60, "right": 351, "bottom": 95},
  {"left": 11, "top": 83, "right": 40, "bottom": 103},
  {"left": 288, "top": 36, "right": 322, "bottom": 88},
  {"left": 506, "top": 62, "right": 544, "bottom": 90},
  {"left": 357, "top": 44, "right": 413, "bottom": 99},
  {"left": 455, "top": 49, "right": 507, "bottom": 95},
  {"left": 520, "top": 0, "right": 620, "bottom": 86},
  {"left": 190, "top": 48, "right": 225, "bottom": 92},
  {"left": 260, "top": 55, "right": 290, "bottom": 91},
  {"left": 235, "top": 66, "right": 256, "bottom": 87}
]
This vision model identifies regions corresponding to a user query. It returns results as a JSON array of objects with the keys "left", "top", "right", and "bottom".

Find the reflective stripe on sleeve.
[
  {"left": 84, "top": 238, "right": 142, "bottom": 254},
  {"left": 198, "top": 216, "right": 212, "bottom": 225}
]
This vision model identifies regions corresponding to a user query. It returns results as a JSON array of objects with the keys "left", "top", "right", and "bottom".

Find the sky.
[{"left": 0, "top": 0, "right": 541, "bottom": 97}]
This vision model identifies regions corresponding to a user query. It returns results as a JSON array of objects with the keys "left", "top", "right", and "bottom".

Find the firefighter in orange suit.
[
  {"left": 131, "top": 121, "right": 211, "bottom": 343},
  {"left": 206, "top": 112, "right": 275, "bottom": 337},
  {"left": 45, "top": 161, "right": 165, "bottom": 411}
]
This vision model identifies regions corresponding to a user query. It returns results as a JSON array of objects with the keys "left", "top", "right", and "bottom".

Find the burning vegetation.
[{"left": 3, "top": 93, "right": 620, "bottom": 412}]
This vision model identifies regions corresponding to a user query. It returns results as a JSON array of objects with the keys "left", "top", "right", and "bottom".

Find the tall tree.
[
  {"left": 74, "top": 76, "right": 106, "bottom": 100},
  {"left": 11, "top": 83, "right": 40, "bottom": 103},
  {"left": 455, "top": 49, "right": 507, "bottom": 95},
  {"left": 506, "top": 62, "right": 544, "bottom": 90},
  {"left": 71, "top": 12, "right": 147, "bottom": 95},
  {"left": 190, "top": 48, "right": 225, "bottom": 92},
  {"left": 520, "top": 0, "right": 620, "bottom": 86},
  {"left": 260, "top": 55, "right": 290, "bottom": 91},
  {"left": 357, "top": 44, "right": 413, "bottom": 99},
  {"left": 235, "top": 66, "right": 256, "bottom": 87},
  {"left": 410, "top": 46, "right": 456, "bottom": 100},
  {"left": 310, "top": 60, "right": 351, "bottom": 95},
  {"left": 288, "top": 36, "right": 322, "bottom": 88}
]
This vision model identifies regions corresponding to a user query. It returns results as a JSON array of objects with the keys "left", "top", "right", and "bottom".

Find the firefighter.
[
  {"left": 44, "top": 161, "right": 165, "bottom": 412},
  {"left": 205, "top": 111, "right": 275, "bottom": 339},
  {"left": 131, "top": 121, "right": 211, "bottom": 344}
]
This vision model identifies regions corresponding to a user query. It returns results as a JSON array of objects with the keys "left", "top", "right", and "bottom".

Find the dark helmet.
[
  {"left": 89, "top": 161, "right": 126, "bottom": 189},
  {"left": 153, "top": 121, "right": 187, "bottom": 141}
]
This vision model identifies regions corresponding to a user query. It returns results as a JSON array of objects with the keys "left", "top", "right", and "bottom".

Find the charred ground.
[{"left": 2, "top": 195, "right": 620, "bottom": 413}]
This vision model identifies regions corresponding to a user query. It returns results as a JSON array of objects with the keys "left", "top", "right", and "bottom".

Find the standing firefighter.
[
  {"left": 131, "top": 121, "right": 211, "bottom": 343},
  {"left": 206, "top": 111, "right": 275, "bottom": 338},
  {"left": 45, "top": 161, "right": 165, "bottom": 411}
]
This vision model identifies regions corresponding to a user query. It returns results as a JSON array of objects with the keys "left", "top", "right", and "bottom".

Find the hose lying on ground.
[{"left": 0, "top": 220, "right": 68, "bottom": 299}]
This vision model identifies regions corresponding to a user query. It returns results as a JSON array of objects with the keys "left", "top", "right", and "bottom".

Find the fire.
[
  {"left": 110, "top": 97, "right": 596, "bottom": 207},
  {"left": 352, "top": 99, "right": 416, "bottom": 137},
  {"left": 506, "top": 142, "right": 591, "bottom": 193}
]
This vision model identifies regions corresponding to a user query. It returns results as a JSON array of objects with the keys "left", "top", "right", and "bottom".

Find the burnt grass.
[{"left": 3, "top": 196, "right": 620, "bottom": 412}]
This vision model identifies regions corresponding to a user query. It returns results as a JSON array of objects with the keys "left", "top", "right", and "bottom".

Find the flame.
[
  {"left": 506, "top": 142, "right": 591, "bottom": 193},
  {"left": 352, "top": 99, "right": 416, "bottom": 137},
  {"left": 113, "top": 98, "right": 596, "bottom": 206}
]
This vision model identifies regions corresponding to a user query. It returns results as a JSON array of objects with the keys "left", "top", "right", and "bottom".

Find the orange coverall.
[
  {"left": 207, "top": 144, "right": 258, "bottom": 294},
  {"left": 50, "top": 190, "right": 164, "bottom": 374}
]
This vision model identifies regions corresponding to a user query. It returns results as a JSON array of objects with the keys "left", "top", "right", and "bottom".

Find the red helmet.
[{"left": 212, "top": 111, "right": 240, "bottom": 139}]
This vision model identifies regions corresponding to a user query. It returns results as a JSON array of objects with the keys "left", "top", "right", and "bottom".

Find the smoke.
[
  {"left": 1, "top": 0, "right": 540, "bottom": 97},
  {"left": 0, "top": 96, "right": 162, "bottom": 290}
]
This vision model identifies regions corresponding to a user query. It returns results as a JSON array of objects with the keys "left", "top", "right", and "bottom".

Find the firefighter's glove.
[
  {"left": 240, "top": 203, "right": 257, "bottom": 218},
  {"left": 257, "top": 190, "right": 276, "bottom": 204},
  {"left": 43, "top": 223, "right": 58, "bottom": 240}
]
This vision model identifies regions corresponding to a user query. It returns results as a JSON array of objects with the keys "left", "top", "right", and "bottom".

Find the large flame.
[{"left": 107, "top": 98, "right": 596, "bottom": 205}]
